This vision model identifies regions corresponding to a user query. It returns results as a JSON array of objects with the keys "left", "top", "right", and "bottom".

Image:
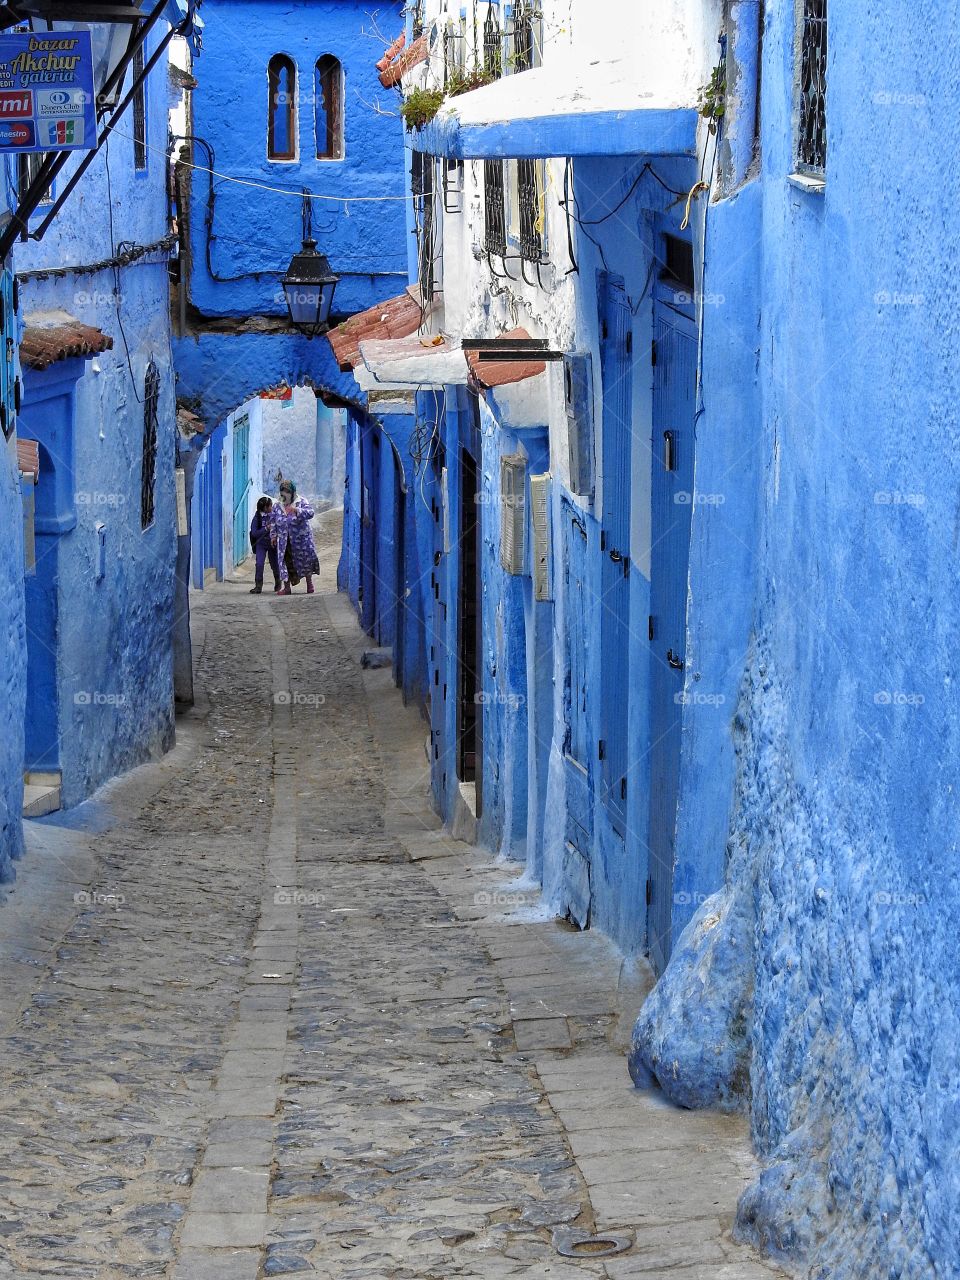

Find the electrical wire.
[{"left": 15, "top": 234, "right": 176, "bottom": 282}]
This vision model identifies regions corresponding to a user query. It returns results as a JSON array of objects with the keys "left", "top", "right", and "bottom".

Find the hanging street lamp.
[{"left": 282, "top": 191, "right": 339, "bottom": 338}]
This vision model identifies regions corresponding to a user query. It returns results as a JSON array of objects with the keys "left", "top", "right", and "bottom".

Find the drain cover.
[{"left": 554, "top": 1229, "right": 633, "bottom": 1259}]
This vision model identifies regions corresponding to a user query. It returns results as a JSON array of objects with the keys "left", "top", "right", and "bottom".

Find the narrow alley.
[{"left": 0, "top": 515, "right": 780, "bottom": 1280}]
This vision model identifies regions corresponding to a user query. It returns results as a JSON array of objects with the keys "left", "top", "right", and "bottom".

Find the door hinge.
[
  {"left": 620, "top": 776, "right": 627, "bottom": 801},
  {"left": 651, "top": 339, "right": 657, "bottom": 366},
  {"left": 626, "top": 330, "right": 633, "bottom": 355},
  {"left": 623, "top": 555, "right": 630, "bottom": 579},
  {"left": 598, "top": 739, "right": 606, "bottom": 761},
  {"left": 645, "top": 877, "right": 653, "bottom": 906},
  {"left": 601, "top": 319, "right": 609, "bottom": 340},
  {"left": 648, "top": 615, "right": 655, "bottom": 641},
  {"left": 600, "top": 529, "right": 606, "bottom": 552}
]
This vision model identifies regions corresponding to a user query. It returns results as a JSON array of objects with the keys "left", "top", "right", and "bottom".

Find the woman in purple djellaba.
[{"left": 273, "top": 478, "right": 319, "bottom": 595}]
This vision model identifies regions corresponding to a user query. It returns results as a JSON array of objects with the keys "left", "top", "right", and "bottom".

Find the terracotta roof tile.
[
  {"left": 379, "top": 33, "right": 429, "bottom": 88},
  {"left": 21, "top": 320, "right": 113, "bottom": 370},
  {"left": 326, "top": 293, "right": 422, "bottom": 372},
  {"left": 16, "top": 437, "right": 39, "bottom": 477},
  {"left": 466, "top": 327, "right": 547, "bottom": 389}
]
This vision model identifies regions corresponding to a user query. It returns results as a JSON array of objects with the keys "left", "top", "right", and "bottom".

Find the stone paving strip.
[{"left": 0, "top": 515, "right": 785, "bottom": 1279}]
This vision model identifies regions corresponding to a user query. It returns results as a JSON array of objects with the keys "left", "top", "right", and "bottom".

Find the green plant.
[
  {"left": 447, "top": 65, "right": 496, "bottom": 97},
  {"left": 400, "top": 86, "right": 445, "bottom": 130},
  {"left": 698, "top": 62, "right": 726, "bottom": 133}
]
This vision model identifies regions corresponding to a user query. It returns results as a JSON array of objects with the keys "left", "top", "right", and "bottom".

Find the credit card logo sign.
[
  {"left": 42, "top": 118, "right": 83, "bottom": 147},
  {"left": 0, "top": 90, "right": 32, "bottom": 119},
  {"left": 0, "top": 120, "right": 34, "bottom": 147},
  {"left": 37, "top": 89, "right": 87, "bottom": 117}
]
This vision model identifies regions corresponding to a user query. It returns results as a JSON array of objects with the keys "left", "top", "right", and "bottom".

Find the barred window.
[
  {"left": 482, "top": 2, "right": 502, "bottom": 79},
  {"left": 267, "top": 54, "right": 297, "bottom": 160},
  {"left": 516, "top": 158, "right": 543, "bottom": 262},
  {"left": 412, "top": 0, "right": 424, "bottom": 38},
  {"left": 412, "top": 152, "right": 438, "bottom": 300},
  {"left": 141, "top": 361, "right": 160, "bottom": 529},
  {"left": 484, "top": 159, "right": 507, "bottom": 257},
  {"left": 133, "top": 45, "right": 147, "bottom": 170},
  {"left": 796, "top": 0, "right": 827, "bottom": 175},
  {"left": 511, "top": 1, "right": 542, "bottom": 73},
  {"left": 17, "top": 152, "right": 53, "bottom": 204}
]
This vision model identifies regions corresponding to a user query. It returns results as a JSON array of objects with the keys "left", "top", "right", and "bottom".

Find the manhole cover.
[{"left": 554, "top": 1229, "right": 633, "bottom": 1259}]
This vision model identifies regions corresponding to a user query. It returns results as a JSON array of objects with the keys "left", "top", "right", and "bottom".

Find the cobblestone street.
[{"left": 0, "top": 516, "right": 783, "bottom": 1280}]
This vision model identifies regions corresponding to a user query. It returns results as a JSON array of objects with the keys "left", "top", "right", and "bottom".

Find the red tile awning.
[
  {"left": 21, "top": 317, "right": 113, "bottom": 370},
  {"left": 378, "top": 33, "right": 429, "bottom": 88},
  {"left": 326, "top": 293, "right": 422, "bottom": 372},
  {"left": 16, "top": 437, "right": 39, "bottom": 478},
  {"left": 466, "top": 328, "right": 547, "bottom": 389}
]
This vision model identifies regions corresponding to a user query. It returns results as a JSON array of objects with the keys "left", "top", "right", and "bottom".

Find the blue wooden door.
[
  {"left": 647, "top": 303, "right": 697, "bottom": 972},
  {"left": 599, "top": 273, "right": 633, "bottom": 836},
  {"left": 232, "top": 414, "right": 250, "bottom": 568},
  {"left": 562, "top": 502, "right": 592, "bottom": 925}
]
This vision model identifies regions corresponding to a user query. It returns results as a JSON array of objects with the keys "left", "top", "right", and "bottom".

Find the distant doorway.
[
  {"left": 456, "top": 442, "right": 483, "bottom": 817},
  {"left": 231, "top": 412, "right": 250, "bottom": 567},
  {"left": 647, "top": 296, "right": 697, "bottom": 972}
]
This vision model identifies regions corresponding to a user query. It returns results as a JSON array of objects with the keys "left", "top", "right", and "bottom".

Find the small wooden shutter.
[
  {"left": 500, "top": 453, "right": 526, "bottom": 574},
  {"left": 530, "top": 471, "right": 551, "bottom": 601},
  {"left": 564, "top": 352, "right": 594, "bottom": 499}
]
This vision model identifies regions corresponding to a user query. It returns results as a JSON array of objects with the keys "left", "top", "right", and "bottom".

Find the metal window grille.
[
  {"left": 512, "top": 1, "right": 541, "bottom": 72},
  {"left": 17, "top": 152, "right": 53, "bottom": 204},
  {"left": 483, "top": 3, "right": 502, "bottom": 78},
  {"left": 517, "top": 158, "right": 543, "bottom": 262},
  {"left": 443, "top": 158, "right": 464, "bottom": 214},
  {"left": 412, "top": 0, "right": 424, "bottom": 39},
  {"left": 797, "top": 0, "right": 827, "bottom": 174},
  {"left": 484, "top": 159, "right": 507, "bottom": 256},
  {"left": 443, "top": 18, "right": 464, "bottom": 86},
  {"left": 141, "top": 361, "right": 160, "bottom": 529},
  {"left": 133, "top": 46, "right": 147, "bottom": 170},
  {"left": 413, "top": 152, "right": 437, "bottom": 300}
]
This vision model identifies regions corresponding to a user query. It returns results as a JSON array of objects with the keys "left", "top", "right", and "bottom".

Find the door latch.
[{"left": 666, "top": 648, "right": 684, "bottom": 671}]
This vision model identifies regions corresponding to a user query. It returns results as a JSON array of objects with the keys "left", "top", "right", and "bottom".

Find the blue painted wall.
[
  {"left": 0, "top": 434, "right": 26, "bottom": 876},
  {"left": 15, "top": 23, "right": 178, "bottom": 810},
  {"left": 631, "top": 3, "right": 960, "bottom": 1277},
  {"left": 176, "top": 0, "right": 407, "bottom": 328}
]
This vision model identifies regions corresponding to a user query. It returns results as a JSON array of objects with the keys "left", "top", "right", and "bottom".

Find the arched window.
[
  {"left": 140, "top": 361, "right": 160, "bottom": 529},
  {"left": 315, "top": 55, "right": 343, "bottom": 160},
  {"left": 267, "top": 54, "right": 297, "bottom": 161}
]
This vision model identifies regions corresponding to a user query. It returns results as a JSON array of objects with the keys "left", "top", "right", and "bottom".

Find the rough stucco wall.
[
  {"left": 0, "top": 437, "right": 26, "bottom": 876},
  {"left": 635, "top": 1, "right": 960, "bottom": 1275},
  {"left": 185, "top": 0, "right": 407, "bottom": 321},
  {"left": 16, "top": 25, "right": 177, "bottom": 809},
  {"left": 260, "top": 386, "right": 321, "bottom": 501},
  {"left": 733, "top": 2, "right": 960, "bottom": 1273}
]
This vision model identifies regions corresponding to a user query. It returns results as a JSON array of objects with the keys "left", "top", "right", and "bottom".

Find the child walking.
[{"left": 249, "top": 496, "right": 282, "bottom": 595}]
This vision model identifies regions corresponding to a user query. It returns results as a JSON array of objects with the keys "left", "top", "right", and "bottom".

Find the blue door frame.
[
  {"left": 598, "top": 272, "right": 633, "bottom": 837},
  {"left": 562, "top": 499, "right": 593, "bottom": 925},
  {"left": 232, "top": 413, "right": 251, "bottom": 568},
  {"left": 647, "top": 296, "right": 697, "bottom": 972}
]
